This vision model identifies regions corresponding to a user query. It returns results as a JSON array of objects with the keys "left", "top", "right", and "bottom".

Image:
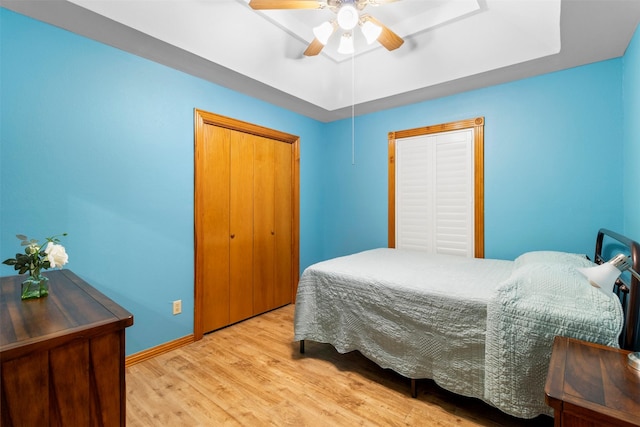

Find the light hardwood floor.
[{"left": 126, "top": 304, "right": 553, "bottom": 426}]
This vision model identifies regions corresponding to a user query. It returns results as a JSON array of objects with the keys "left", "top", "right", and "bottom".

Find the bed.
[{"left": 293, "top": 229, "right": 640, "bottom": 419}]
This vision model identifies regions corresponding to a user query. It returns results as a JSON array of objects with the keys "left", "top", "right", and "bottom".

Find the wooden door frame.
[
  {"left": 194, "top": 109, "right": 300, "bottom": 341},
  {"left": 388, "top": 117, "right": 484, "bottom": 258}
]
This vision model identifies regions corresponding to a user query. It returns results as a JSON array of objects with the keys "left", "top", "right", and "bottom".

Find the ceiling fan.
[{"left": 248, "top": 0, "right": 404, "bottom": 56}]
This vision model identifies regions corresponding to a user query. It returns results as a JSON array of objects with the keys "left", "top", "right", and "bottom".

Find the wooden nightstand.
[{"left": 545, "top": 336, "right": 640, "bottom": 427}]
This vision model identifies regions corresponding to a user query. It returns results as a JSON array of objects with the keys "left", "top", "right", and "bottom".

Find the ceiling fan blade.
[
  {"left": 365, "top": 0, "right": 401, "bottom": 5},
  {"left": 364, "top": 15, "right": 404, "bottom": 51},
  {"left": 248, "top": 0, "right": 324, "bottom": 9},
  {"left": 304, "top": 38, "right": 325, "bottom": 56}
]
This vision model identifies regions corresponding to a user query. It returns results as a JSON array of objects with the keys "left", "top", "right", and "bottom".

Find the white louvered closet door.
[{"left": 395, "top": 128, "right": 474, "bottom": 257}]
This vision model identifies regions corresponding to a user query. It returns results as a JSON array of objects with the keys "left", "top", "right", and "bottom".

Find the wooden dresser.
[
  {"left": 545, "top": 336, "right": 640, "bottom": 427},
  {"left": 1, "top": 270, "right": 134, "bottom": 426}
]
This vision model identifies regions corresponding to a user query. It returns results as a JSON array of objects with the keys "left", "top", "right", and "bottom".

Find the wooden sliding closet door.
[
  {"left": 274, "top": 141, "right": 293, "bottom": 308},
  {"left": 201, "top": 129, "right": 256, "bottom": 330},
  {"left": 195, "top": 109, "right": 300, "bottom": 339},
  {"left": 229, "top": 133, "right": 254, "bottom": 324},
  {"left": 254, "top": 138, "right": 293, "bottom": 314},
  {"left": 201, "top": 125, "right": 231, "bottom": 331},
  {"left": 253, "top": 135, "right": 276, "bottom": 315}
]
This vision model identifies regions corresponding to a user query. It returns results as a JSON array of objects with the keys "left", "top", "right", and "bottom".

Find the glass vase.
[{"left": 21, "top": 274, "right": 49, "bottom": 300}]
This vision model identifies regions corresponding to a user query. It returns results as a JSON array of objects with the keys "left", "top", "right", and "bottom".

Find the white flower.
[{"left": 45, "top": 242, "right": 69, "bottom": 268}]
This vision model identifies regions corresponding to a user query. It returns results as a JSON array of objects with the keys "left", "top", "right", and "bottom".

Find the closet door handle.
[
  {"left": 271, "top": 231, "right": 275, "bottom": 235},
  {"left": 230, "top": 234, "right": 235, "bottom": 239}
]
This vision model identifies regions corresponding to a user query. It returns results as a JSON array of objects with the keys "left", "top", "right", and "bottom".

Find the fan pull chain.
[{"left": 351, "top": 47, "right": 355, "bottom": 166}]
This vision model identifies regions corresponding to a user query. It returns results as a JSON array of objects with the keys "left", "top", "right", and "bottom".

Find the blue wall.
[
  {"left": 1, "top": 8, "right": 635, "bottom": 355},
  {"left": 322, "top": 60, "right": 624, "bottom": 260},
  {"left": 0, "top": 8, "right": 325, "bottom": 355},
  {"left": 623, "top": 24, "right": 640, "bottom": 242}
]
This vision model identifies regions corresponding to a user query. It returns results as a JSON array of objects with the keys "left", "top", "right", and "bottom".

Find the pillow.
[{"left": 514, "top": 251, "right": 595, "bottom": 269}]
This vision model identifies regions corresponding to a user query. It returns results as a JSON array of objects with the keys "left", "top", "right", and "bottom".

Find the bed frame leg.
[
  {"left": 300, "top": 340, "right": 305, "bottom": 354},
  {"left": 411, "top": 379, "right": 417, "bottom": 398}
]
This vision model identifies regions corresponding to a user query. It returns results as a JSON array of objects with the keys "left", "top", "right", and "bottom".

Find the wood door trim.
[
  {"left": 198, "top": 110, "right": 299, "bottom": 143},
  {"left": 388, "top": 117, "right": 484, "bottom": 258},
  {"left": 194, "top": 109, "right": 300, "bottom": 341}
]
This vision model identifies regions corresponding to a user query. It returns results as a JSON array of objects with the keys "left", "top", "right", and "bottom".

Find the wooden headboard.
[{"left": 594, "top": 229, "right": 640, "bottom": 351}]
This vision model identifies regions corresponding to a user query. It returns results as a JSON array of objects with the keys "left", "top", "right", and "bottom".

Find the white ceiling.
[{"left": 3, "top": 0, "right": 640, "bottom": 122}]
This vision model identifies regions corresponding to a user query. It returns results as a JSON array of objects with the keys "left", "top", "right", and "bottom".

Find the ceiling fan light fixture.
[
  {"left": 361, "top": 19, "right": 382, "bottom": 44},
  {"left": 313, "top": 21, "right": 335, "bottom": 45},
  {"left": 337, "top": 32, "right": 354, "bottom": 54},
  {"left": 337, "top": 4, "right": 359, "bottom": 30}
]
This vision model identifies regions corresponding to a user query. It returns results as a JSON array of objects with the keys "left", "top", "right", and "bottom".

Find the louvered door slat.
[{"left": 396, "top": 129, "right": 474, "bottom": 256}]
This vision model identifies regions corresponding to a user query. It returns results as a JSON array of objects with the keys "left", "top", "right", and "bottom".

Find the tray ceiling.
[{"left": 3, "top": 0, "right": 640, "bottom": 122}]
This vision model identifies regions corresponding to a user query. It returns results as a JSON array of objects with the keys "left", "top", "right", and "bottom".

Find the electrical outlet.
[{"left": 172, "top": 300, "right": 182, "bottom": 315}]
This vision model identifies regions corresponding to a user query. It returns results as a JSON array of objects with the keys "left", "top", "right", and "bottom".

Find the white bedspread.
[
  {"left": 294, "top": 248, "right": 513, "bottom": 400},
  {"left": 294, "top": 248, "right": 624, "bottom": 419}
]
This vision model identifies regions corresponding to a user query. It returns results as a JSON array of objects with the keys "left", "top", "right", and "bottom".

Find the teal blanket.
[{"left": 485, "top": 261, "right": 624, "bottom": 418}]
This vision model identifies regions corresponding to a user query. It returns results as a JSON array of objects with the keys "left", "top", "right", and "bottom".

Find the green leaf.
[
  {"left": 2, "top": 259, "right": 17, "bottom": 266},
  {"left": 16, "top": 234, "right": 27, "bottom": 241}
]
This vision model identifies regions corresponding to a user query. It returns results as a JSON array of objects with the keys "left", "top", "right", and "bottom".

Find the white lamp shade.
[
  {"left": 337, "top": 33, "right": 354, "bottom": 54},
  {"left": 577, "top": 263, "right": 622, "bottom": 294},
  {"left": 313, "top": 21, "right": 334, "bottom": 45},
  {"left": 361, "top": 20, "right": 382, "bottom": 44},
  {"left": 337, "top": 4, "right": 359, "bottom": 30}
]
